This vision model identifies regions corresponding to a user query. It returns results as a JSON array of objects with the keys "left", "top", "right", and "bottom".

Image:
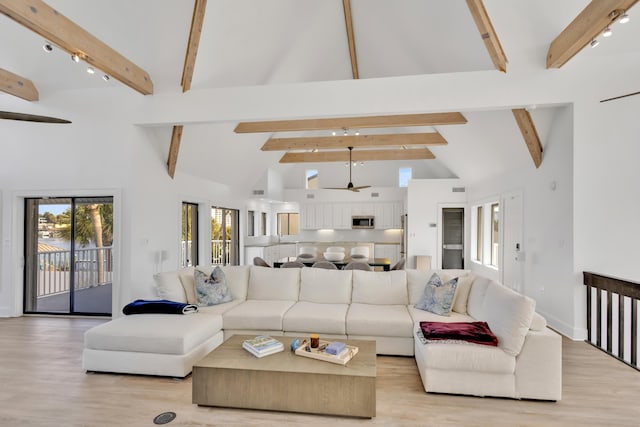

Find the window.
[
  {"left": 212, "top": 207, "right": 240, "bottom": 265},
  {"left": 471, "top": 201, "right": 499, "bottom": 269},
  {"left": 261, "top": 212, "right": 267, "bottom": 236},
  {"left": 399, "top": 167, "right": 412, "bottom": 187},
  {"left": 247, "top": 210, "right": 255, "bottom": 236},
  {"left": 490, "top": 203, "right": 500, "bottom": 267},
  {"left": 181, "top": 202, "right": 198, "bottom": 267},
  {"left": 277, "top": 213, "right": 299, "bottom": 235},
  {"left": 475, "top": 206, "right": 483, "bottom": 262},
  {"left": 306, "top": 169, "right": 318, "bottom": 189}
]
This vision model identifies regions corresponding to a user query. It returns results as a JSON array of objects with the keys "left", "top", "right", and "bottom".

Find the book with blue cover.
[{"left": 242, "top": 336, "right": 284, "bottom": 358}]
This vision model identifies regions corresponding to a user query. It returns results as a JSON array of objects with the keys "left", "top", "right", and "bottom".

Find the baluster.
[
  {"left": 596, "top": 288, "right": 602, "bottom": 348},
  {"left": 618, "top": 295, "right": 625, "bottom": 360},
  {"left": 632, "top": 298, "right": 637, "bottom": 366},
  {"left": 586, "top": 284, "right": 592, "bottom": 342},
  {"left": 607, "top": 290, "right": 613, "bottom": 353}
]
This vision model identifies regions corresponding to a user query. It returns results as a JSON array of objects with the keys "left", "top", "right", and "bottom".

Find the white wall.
[
  {"left": 466, "top": 106, "right": 575, "bottom": 337},
  {"left": 573, "top": 95, "right": 640, "bottom": 337},
  {"left": 407, "top": 179, "right": 467, "bottom": 269}
]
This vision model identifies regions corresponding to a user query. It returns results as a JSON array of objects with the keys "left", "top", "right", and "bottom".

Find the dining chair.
[
  {"left": 391, "top": 257, "right": 405, "bottom": 270},
  {"left": 311, "top": 260, "right": 338, "bottom": 270},
  {"left": 343, "top": 261, "right": 372, "bottom": 271},
  {"left": 350, "top": 246, "right": 369, "bottom": 260},
  {"left": 281, "top": 261, "right": 305, "bottom": 268},
  {"left": 253, "top": 257, "right": 272, "bottom": 268},
  {"left": 326, "top": 246, "right": 345, "bottom": 253}
]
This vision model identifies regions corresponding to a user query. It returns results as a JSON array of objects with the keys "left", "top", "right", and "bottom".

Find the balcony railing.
[
  {"left": 37, "top": 247, "right": 113, "bottom": 298},
  {"left": 181, "top": 240, "right": 232, "bottom": 266},
  {"left": 584, "top": 271, "right": 640, "bottom": 371}
]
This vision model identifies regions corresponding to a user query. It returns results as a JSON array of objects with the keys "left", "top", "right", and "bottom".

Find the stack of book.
[{"left": 242, "top": 336, "right": 284, "bottom": 358}]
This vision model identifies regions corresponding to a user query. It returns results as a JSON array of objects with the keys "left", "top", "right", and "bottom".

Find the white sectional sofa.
[{"left": 83, "top": 265, "right": 562, "bottom": 400}]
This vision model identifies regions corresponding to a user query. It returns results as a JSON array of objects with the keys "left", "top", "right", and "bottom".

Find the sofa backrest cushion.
[
  {"left": 406, "top": 269, "right": 470, "bottom": 305},
  {"left": 352, "top": 270, "right": 408, "bottom": 305},
  {"left": 154, "top": 270, "right": 187, "bottom": 303},
  {"left": 530, "top": 312, "right": 547, "bottom": 331},
  {"left": 300, "top": 268, "right": 352, "bottom": 304},
  {"left": 466, "top": 276, "right": 492, "bottom": 319},
  {"left": 177, "top": 266, "right": 250, "bottom": 304},
  {"left": 481, "top": 281, "right": 536, "bottom": 356},
  {"left": 248, "top": 266, "right": 300, "bottom": 301},
  {"left": 451, "top": 274, "right": 475, "bottom": 314}
]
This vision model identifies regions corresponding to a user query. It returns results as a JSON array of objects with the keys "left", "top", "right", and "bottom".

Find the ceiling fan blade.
[
  {"left": 600, "top": 90, "right": 640, "bottom": 103},
  {"left": 0, "top": 111, "right": 71, "bottom": 124},
  {"left": 351, "top": 185, "right": 371, "bottom": 190}
]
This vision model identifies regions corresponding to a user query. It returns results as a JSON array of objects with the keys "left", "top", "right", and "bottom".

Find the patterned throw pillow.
[
  {"left": 414, "top": 273, "right": 458, "bottom": 316},
  {"left": 195, "top": 267, "right": 232, "bottom": 307}
]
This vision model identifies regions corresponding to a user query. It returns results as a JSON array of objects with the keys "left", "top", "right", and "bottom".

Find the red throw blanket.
[{"left": 420, "top": 321, "right": 498, "bottom": 346}]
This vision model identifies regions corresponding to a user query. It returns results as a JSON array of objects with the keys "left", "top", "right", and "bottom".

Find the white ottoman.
[{"left": 83, "top": 313, "right": 224, "bottom": 377}]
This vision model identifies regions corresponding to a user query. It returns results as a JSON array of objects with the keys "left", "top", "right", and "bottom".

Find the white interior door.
[{"left": 501, "top": 191, "right": 524, "bottom": 292}]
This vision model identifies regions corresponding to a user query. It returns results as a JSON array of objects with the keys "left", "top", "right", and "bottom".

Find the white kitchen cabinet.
[
  {"left": 374, "top": 202, "right": 403, "bottom": 229},
  {"left": 332, "top": 203, "right": 352, "bottom": 229}
]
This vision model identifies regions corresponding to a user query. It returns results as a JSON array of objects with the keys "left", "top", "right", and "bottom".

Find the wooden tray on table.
[{"left": 294, "top": 340, "right": 359, "bottom": 365}]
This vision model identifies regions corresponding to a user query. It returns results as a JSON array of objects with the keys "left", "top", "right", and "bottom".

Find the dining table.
[{"left": 273, "top": 256, "right": 391, "bottom": 271}]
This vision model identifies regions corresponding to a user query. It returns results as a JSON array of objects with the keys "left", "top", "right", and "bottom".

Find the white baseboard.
[{"left": 541, "top": 310, "right": 587, "bottom": 341}]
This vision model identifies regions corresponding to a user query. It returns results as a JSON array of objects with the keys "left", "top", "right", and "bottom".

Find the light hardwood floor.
[{"left": 1, "top": 317, "right": 638, "bottom": 426}]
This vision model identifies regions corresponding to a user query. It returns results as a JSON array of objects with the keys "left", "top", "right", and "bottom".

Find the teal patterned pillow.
[
  {"left": 195, "top": 267, "right": 232, "bottom": 306},
  {"left": 414, "top": 273, "right": 458, "bottom": 316}
]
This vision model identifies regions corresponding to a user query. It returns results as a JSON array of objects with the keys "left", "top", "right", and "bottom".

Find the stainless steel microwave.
[{"left": 352, "top": 216, "right": 375, "bottom": 229}]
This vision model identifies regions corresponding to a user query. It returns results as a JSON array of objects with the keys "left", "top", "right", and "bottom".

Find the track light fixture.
[
  {"left": 102, "top": 74, "right": 110, "bottom": 81},
  {"left": 603, "top": 27, "right": 612, "bottom": 37},
  {"left": 590, "top": 39, "right": 599, "bottom": 48},
  {"left": 42, "top": 42, "right": 53, "bottom": 52},
  {"left": 86, "top": 66, "right": 95, "bottom": 74},
  {"left": 71, "top": 53, "right": 80, "bottom": 62},
  {"left": 619, "top": 12, "right": 630, "bottom": 24}
]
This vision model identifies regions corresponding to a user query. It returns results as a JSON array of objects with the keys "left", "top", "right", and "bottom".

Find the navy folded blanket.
[
  {"left": 122, "top": 299, "right": 198, "bottom": 315},
  {"left": 419, "top": 321, "right": 498, "bottom": 346}
]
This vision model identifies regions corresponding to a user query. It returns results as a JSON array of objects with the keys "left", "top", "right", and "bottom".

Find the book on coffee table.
[
  {"left": 242, "top": 336, "right": 284, "bottom": 358},
  {"left": 294, "top": 340, "right": 358, "bottom": 365}
]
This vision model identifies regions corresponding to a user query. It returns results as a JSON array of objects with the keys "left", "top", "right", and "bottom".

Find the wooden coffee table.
[{"left": 192, "top": 335, "right": 376, "bottom": 418}]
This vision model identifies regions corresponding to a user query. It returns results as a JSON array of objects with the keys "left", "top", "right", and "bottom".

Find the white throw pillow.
[
  {"left": 153, "top": 270, "right": 187, "bottom": 303},
  {"left": 451, "top": 274, "right": 475, "bottom": 314}
]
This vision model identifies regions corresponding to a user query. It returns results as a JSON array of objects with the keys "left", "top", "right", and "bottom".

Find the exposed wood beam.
[
  {"left": 262, "top": 132, "right": 447, "bottom": 151},
  {"left": 235, "top": 112, "right": 467, "bottom": 133},
  {"left": 512, "top": 109, "right": 543, "bottom": 168},
  {"left": 181, "top": 0, "right": 207, "bottom": 92},
  {"left": 547, "top": 0, "right": 639, "bottom": 69},
  {"left": 0, "top": 67, "right": 38, "bottom": 101},
  {"left": 167, "top": 125, "right": 183, "bottom": 178},
  {"left": 466, "top": 0, "right": 507, "bottom": 73},
  {"left": 279, "top": 148, "right": 435, "bottom": 163},
  {"left": 342, "top": 0, "right": 359, "bottom": 79},
  {"left": 0, "top": 0, "right": 153, "bottom": 95}
]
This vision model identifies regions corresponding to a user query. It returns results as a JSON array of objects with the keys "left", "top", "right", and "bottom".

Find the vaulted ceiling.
[{"left": 2, "top": 0, "right": 639, "bottom": 192}]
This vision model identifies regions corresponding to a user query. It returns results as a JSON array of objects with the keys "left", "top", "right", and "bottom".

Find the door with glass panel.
[
  {"left": 24, "top": 197, "right": 114, "bottom": 315},
  {"left": 211, "top": 207, "right": 239, "bottom": 265}
]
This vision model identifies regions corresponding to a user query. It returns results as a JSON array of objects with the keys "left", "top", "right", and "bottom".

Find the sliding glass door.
[{"left": 24, "top": 197, "right": 114, "bottom": 315}]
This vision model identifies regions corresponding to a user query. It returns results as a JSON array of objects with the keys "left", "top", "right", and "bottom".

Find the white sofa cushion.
[
  {"left": 177, "top": 266, "right": 250, "bottom": 305},
  {"left": 299, "top": 267, "right": 352, "bottom": 304},
  {"left": 197, "top": 299, "right": 243, "bottom": 316},
  {"left": 466, "top": 276, "right": 492, "bottom": 320},
  {"left": 283, "top": 301, "right": 349, "bottom": 334},
  {"left": 416, "top": 339, "right": 516, "bottom": 374},
  {"left": 352, "top": 270, "right": 408, "bottom": 305},
  {"left": 84, "top": 314, "right": 222, "bottom": 355},
  {"left": 154, "top": 271, "right": 187, "bottom": 303},
  {"left": 346, "top": 303, "right": 414, "bottom": 337},
  {"left": 451, "top": 274, "right": 475, "bottom": 314},
  {"left": 248, "top": 266, "right": 300, "bottom": 301},
  {"left": 222, "top": 300, "right": 295, "bottom": 330},
  {"left": 406, "top": 269, "right": 470, "bottom": 305},
  {"left": 481, "top": 282, "right": 536, "bottom": 357},
  {"left": 530, "top": 312, "right": 547, "bottom": 331},
  {"left": 407, "top": 306, "right": 475, "bottom": 324}
]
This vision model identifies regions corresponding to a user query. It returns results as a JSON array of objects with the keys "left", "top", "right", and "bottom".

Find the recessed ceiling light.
[
  {"left": 86, "top": 66, "right": 95, "bottom": 74},
  {"left": 603, "top": 27, "right": 612, "bottom": 37},
  {"left": 590, "top": 39, "right": 599, "bottom": 48},
  {"left": 355, "top": 130, "right": 360, "bottom": 136},
  {"left": 332, "top": 131, "right": 336, "bottom": 136}
]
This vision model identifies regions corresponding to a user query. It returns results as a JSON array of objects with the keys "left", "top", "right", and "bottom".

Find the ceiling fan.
[
  {"left": 0, "top": 111, "right": 71, "bottom": 124},
  {"left": 325, "top": 146, "right": 371, "bottom": 192}
]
